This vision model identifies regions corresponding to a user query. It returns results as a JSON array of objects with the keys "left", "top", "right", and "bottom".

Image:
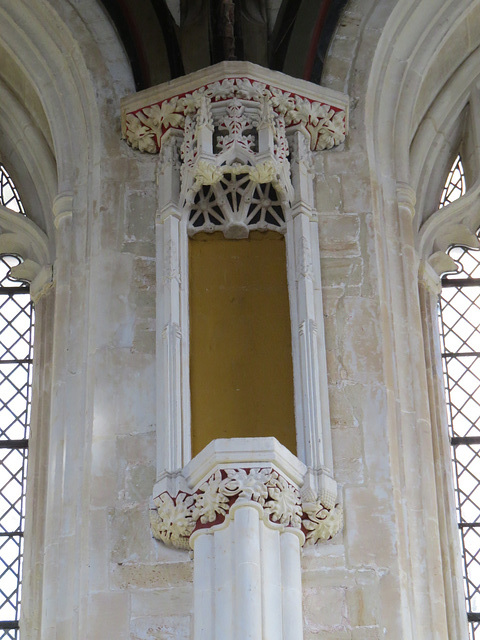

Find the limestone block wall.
[
  {"left": 95, "top": 150, "right": 193, "bottom": 640},
  {"left": 302, "top": 155, "right": 390, "bottom": 640},
  {"left": 88, "top": 135, "right": 388, "bottom": 640}
]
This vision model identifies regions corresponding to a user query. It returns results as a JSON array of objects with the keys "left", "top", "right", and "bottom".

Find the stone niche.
[{"left": 121, "top": 61, "right": 348, "bottom": 640}]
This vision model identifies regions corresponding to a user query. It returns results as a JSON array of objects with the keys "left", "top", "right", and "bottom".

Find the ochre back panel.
[{"left": 189, "top": 231, "right": 296, "bottom": 456}]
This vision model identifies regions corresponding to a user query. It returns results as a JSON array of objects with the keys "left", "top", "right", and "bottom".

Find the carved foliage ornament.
[
  {"left": 123, "top": 77, "right": 346, "bottom": 154},
  {"left": 150, "top": 467, "right": 343, "bottom": 549}
]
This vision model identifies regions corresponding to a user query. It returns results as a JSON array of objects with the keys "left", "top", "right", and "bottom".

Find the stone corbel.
[
  {"left": 150, "top": 437, "right": 343, "bottom": 550},
  {"left": 151, "top": 438, "right": 343, "bottom": 640}
]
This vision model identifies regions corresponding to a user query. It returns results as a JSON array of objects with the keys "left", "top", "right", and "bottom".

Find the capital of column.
[
  {"left": 418, "top": 258, "right": 442, "bottom": 296},
  {"left": 150, "top": 437, "right": 343, "bottom": 550}
]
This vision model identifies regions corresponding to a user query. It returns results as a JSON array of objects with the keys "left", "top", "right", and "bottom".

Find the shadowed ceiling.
[{"left": 99, "top": 0, "right": 347, "bottom": 90}]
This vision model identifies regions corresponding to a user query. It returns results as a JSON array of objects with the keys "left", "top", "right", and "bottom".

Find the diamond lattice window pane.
[
  {"left": 455, "top": 445, "right": 480, "bottom": 523},
  {"left": 0, "top": 364, "right": 29, "bottom": 442},
  {"left": 444, "top": 246, "right": 480, "bottom": 282},
  {"left": 440, "top": 155, "right": 466, "bottom": 208},
  {"left": 0, "top": 448, "right": 27, "bottom": 535},
  {"left": 0, "top": 535, "right": 23, "bottom": 621},
  {"left": 473, "top": 622, "right": 480, "bottom": 640},
  {"left": 443, "top": 356, "right": 480, "bottom": 437},
  {"left": 439, "top": 205, "right": 480, "bottom": 637},
  {"left": 464, "top": 525, "right": 480, "bottom": 607},
  {"left": 0, "top": 170, "right": 31, "bottom": 640},
  {"left": 441, "top": 287, "right": 480, "bottom": 353},
  {"left": 0, "top": 166, "right": 24, "bottom": 215}
]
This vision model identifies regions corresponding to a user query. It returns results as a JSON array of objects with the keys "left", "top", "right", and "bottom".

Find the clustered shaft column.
[
  {"left": 150, "top": 438, "right": 343, "bottom": 639},
  {"left": 193, "top": 501, "right": 304, "bottom": 640}
]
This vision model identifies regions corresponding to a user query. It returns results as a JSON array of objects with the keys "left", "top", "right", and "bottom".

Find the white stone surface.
[{"left": 192, "top": 499, "right": 304, "bottom": 640}]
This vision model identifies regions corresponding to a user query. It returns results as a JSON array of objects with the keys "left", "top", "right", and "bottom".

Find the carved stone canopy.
[
  {"left": 121, "top": 62, "right": 348, "bottom": 238},
  {"left": 121, "top": 61, "right": 348, "bottom": 155},
  {"left": 120, "top": 64, "right": 348, "bottom": 553}
]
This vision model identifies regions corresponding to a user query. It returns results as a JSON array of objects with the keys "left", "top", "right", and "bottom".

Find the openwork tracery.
[{"left": 189, "top": 177, "right": 285, "bottom": 236}]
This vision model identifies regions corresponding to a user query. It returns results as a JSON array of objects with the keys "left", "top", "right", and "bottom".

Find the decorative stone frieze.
[{"left": 150, "top": 467, "right": 344, "bottom": 549}]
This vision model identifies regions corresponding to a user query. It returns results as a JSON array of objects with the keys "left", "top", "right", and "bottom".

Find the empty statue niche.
[{"left": 189, "top": 229, "right": 296, "bottom": 456}]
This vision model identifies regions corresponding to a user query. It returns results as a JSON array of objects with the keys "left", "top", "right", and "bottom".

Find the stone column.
[
  {"left": 192, "top": 502, "right": 304, "bottom": 640},
  {"left": 150, "top": 437, "right": 343, "bottom": 640}
]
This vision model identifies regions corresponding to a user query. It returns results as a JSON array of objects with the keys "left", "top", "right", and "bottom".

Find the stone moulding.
[
  {"left": 121, "top": 62, "right": 348, "bottom": 155},
  {"left": 150, "top": 438, "right": 343, "bottom": 550}
]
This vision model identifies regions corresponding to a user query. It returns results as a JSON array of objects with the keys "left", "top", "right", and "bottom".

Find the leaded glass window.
[
  {"left": 439, "top": 154, "right": 466, "bottom": 208},
  {"left": 0, "top": 165, "right": 33, "bottom": 639},
  {"left": 438, "top": 154, "right": 480, "bottom": 637},
  {"left": 440, "top": 245, "right": 480, "bottom": 637},
  {"left": 0, "top": 168, "right": 24, "bottom": 215}
]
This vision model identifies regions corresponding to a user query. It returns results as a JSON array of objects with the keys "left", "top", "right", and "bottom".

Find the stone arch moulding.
[
  {"left": 415, "top": 87, "right": 480, "bottom": 278},
  {"left": 121, "top": 60, "right": 348, "bottom": 550}
]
